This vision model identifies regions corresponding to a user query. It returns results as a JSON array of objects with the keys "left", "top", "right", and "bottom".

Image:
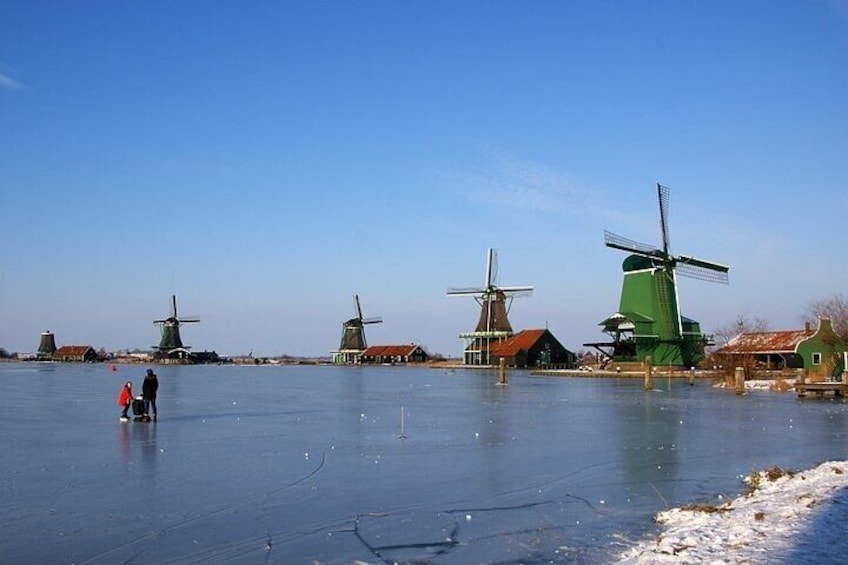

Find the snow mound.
[{"left": 618, "top": 460, "right": 848, "bottom": 563}]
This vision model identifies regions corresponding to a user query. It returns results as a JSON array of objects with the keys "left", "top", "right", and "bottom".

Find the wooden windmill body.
[
  {"left": 153, "top": 295, "right": 200, "bottom": 363},
  {"left": 447, "top": 248, "right": 533, "bottom": 366},
  {"left": 332, "top": 295, "right": 382, "bottom": 365}
]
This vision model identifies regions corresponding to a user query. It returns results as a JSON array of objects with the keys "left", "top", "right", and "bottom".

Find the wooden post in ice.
[
  {"left": 795, "top": 368, "right": 807, "bottom": 397},
  {"left": 644, "top": 356, "right": 653, "bottom": 391},
  {"left": 734, "top": 367, "right": 745, "bottom": 395},
  {"left": 399, "top": 405, "right": 407, "bottom": 440},
  {"left": 498, "top": 357, "right": 508, "bottom": 385},
  {"left": 688, "top": 367, "right": 695, "bottom": 386}
]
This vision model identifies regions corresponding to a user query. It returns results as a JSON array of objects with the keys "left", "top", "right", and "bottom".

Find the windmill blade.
[
  {"left": 677, "top": 254, "right": 729, "bottom": 272},
  {"left": 153, "top": 319, "right": 167, "bottom": 324},
  {"left": 657, "top": 183, "right": 671, "bottom": 255},
  {"left": 447, "top": 287, "right": 486, "bottom": 295},
  {"left": 503, "top": 289, "right": 533, "bottom": 298},
  {"left": 604, "top": 230, "right": 659, "bottom": 256},
  {"left": 500, "top": 285, "right": 534, "bottom": 296},
  {"left": 676, "top": 263, "right": 729, "bottom": 283},
  {"left": 362, "top": 317, "right": 383, "bottom": 324},
  {"left": 487, "top": 248, "right": 499, "bottom": 288},
  {"left": 354, "top": 294, "right": 363, "bottom": 320},
  {"left": 179, "top": 316, "right": 201, "bottom": 323},
  {"left": 171, "top": 295, "right": 178, "bottom": 318},
  {"left": 676, "top": 255, "right": 730, "bottom": 284}
]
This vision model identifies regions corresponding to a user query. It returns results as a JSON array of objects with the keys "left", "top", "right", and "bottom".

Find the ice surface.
[{"left": 1, "top": 363, "right": 847, "bottom": 564}]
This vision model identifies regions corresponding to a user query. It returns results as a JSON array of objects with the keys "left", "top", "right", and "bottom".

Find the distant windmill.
[
  {"left": 37, "top": 331, "right": 57, "bottom": 361},
  {"left": 588, "top": 183, "right": 729, "bottom": 367},
  {"left": 447, "top": 248, "right": 533, "bottom": 365},
  {"left": 332, "top": 294, "right": 382, "bottom": 364},
  {"left": 153, "top": 295, "right": 200, "bottom": 360}
]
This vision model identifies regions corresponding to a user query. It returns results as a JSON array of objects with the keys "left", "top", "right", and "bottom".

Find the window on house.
[{"left": 812, "top": 352, "right": 822, "bottom": 365}]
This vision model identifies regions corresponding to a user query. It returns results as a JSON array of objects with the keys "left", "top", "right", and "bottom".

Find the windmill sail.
[
  {"left": 658, "top": 183, "right": 671, "bottom": 255},
  {"left": 604, "top": 231, "right": 660, "bottom": 257},
  {"left": 676, "top": 255, "right": 730, "bottom": 283}
]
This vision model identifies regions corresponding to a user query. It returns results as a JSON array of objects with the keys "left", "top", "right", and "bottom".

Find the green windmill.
[
  {"left": 153, "top": 295, "right": 200, "bottom": 360},
  {"left": 590, "top": 184, "right": 729, "bottom": 367}
]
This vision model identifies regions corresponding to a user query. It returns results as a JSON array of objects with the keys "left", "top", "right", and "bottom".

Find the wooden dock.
[{"left": 795, "top": 381, "right": 848, "bottom": 398}]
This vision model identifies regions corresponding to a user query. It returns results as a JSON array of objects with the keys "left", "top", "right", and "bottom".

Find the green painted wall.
[
  {"left": 613, "top": 256, "right": 707, "bottom": 367},
  {"left": 796, "top": 319, "right": 848, "bottom": 379}
]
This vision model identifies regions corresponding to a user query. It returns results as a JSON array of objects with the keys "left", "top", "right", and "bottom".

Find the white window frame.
[{"left": 812, "top": 352, "right": 822, "bottom": 366}]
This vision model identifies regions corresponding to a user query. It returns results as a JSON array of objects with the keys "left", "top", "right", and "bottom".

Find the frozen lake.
[{"left": 1, "top": 362, "right": 846, "bottom": 564}]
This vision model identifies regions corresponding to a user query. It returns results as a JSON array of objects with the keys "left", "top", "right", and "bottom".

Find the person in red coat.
[{"left": 117, "top": 381, "right": 133, "bottom": 422}]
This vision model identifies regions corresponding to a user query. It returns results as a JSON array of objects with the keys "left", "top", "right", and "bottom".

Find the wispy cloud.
[
  {"left": 0, "top": 72, "right": 28, "bottom": 91},
  {"left": 445, "top": 156, "right": 599, "bottom": 215}
]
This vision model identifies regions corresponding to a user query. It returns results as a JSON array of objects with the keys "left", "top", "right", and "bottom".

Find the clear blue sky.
[{"left": 2, "top": 1, "right": 847, "bottom": 357}]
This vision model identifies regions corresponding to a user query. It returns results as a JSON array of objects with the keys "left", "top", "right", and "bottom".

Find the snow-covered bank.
[
  {"left": 713, "top": 378, "right": 796, "bottom": 391},
  {"left": 618, "top": 460, "right": 848, "bottom": 563}
]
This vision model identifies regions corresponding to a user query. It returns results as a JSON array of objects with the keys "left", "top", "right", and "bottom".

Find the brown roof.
[
  {"left": 719, "top": 329, "right": 813, "bottom": 355},
  {"left": 53, "top": 345, "right": 95, "bottom": 356},
  {"left": 489, "top": 329, "right": 547, "bottom": 356},
  {"left": 361, "top": 344, "right": 422, "bottom": 357}
]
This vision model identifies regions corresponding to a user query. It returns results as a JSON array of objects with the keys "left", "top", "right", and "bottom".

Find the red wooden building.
[
  {"left": 359, "top": 344, "right": 429, "bottom": 364},
  {"left": 488, "top": 329, "right": 575, "bottom": 369},
  {"left": 52, "top": 345, "right": 98, "bottom": 363}
]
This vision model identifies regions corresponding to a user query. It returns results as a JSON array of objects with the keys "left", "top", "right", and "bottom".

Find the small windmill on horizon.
[
  {"left": 585, "top": 183, "right": 729, "bottom": 367},
  {"left": 447, "top": 248, "right": 533, "bottom": 366},
  {"left": 332, "top": 294, "right": 382, "bottom": 365},
  {"left": 153, "top": 295, "right": 200, "bottom": 362}
]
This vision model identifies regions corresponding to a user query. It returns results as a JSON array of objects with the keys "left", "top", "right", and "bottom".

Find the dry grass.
[
  {"left": 744, "top": 465, "right": 795, "bottom": 495},
  {"left": 679, "top": 502, "right": 730, "bottom": 514},
  {"left": 770, "top": 378, "right": 793, "bottom": 392}
]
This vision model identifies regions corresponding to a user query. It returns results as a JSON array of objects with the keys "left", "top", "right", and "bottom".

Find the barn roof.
[
  {"left": 362, "top": 344, "right": 422, "bottom": 357},
  {"left": 489, "top": 329, "right": 547, "bottom": 356},
  {"left": 719, "top": 329, "right": 813, "bottom": 355},
  {"left": 53, "top": 345, "right": 95, "bottom": 356}
]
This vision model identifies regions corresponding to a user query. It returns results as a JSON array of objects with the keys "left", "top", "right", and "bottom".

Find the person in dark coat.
[{"left": 142, "top": 369, "right": 159, "bottom": 421}]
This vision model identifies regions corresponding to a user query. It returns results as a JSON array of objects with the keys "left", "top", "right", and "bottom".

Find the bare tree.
[
  {"left": 710, "top": 315, "right": 770, "bottom": 349},
  {"left": 802, "top": 293, "right": 848, "bottom": 341},
  {"left": 708, "top": 315, "right": 770, "bottom": 382}
]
